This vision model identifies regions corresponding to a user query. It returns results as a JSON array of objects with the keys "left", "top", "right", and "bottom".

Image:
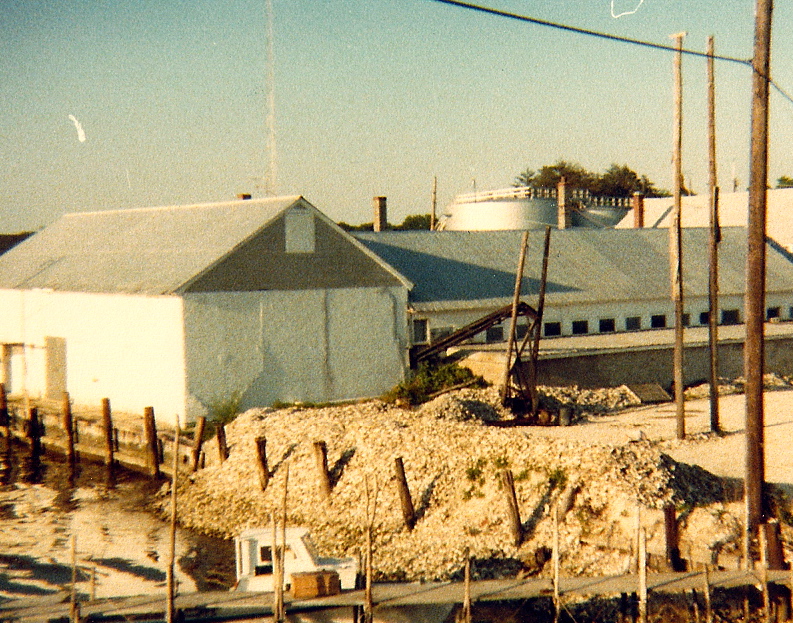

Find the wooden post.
[
  {"left": 62, "top": 392, "right": 76, "bottom": 465},
  {"left": 363, "top": 477, "right": 377, "bottom": 623},
  {"left": 313, "top": 441, "right": 332, "bottom": 500},
  {"left": 745, "top": 0, "right": 774, "bottom": 547},
  {"left": 279, "top": 465, "right": 288, "bottom": 623},
  {"left": 670, "top": 31, "right": 686, "bottom": 441},
  {"left": 191, "top": 416, "right": 205, "bottom": 472},
  {"left": 101, "top": 398, "right": 113, "bottom": 467},
  {"left": 463, "top": 550, "right": 471, "bottom": 623},
  {"left": 703, "top": 567, "right": 712, "bottom": 623},
  {"left": 394, "top": 457, "right": 416, "bottom": 531},
  {"left": 27, "top": 407, "right": 41, "bottom": 459},
  {"left": 166, "top": 422, "right": 179, "bottom": 623},
  {"left": 0, "top": 383, "right": 8, "bottom": 435},
  {"left": 552, "top": 502, "right": 560, "bottom": 623},
  {"left": 501, "top": 231, "right": 529, "bottom": 405},
  {"left": 216, "top": 423, "right": 228, "bottom": 463},
  {"left": 760, "top": 527, "right": 771, "bottom": 623},
  {"left": 70, "top": 534, "right": 78, "bottom": 623},
  {"left": 664, "top": 504, "right": 681, "bottom": 571},
  {"left": 501, "top": 470, "right": 522, "bottom": 547},
  {"left": 529, "top": 227, "right": 551, "bottom": 417},
  {"left": 707, "top": 35, "right": 721, "bottom": 434},
  {"left": 255, "top": 436, "right": 269, "bottom": 491},
  {"left": 431, "top": 176, "right": 437, "bottom": 231},
  {"left": 638, "top": 527, "right": 648, "bottom": 623},
  {"left": 143, "top": 407, "right": 160, "bottom": 478}
]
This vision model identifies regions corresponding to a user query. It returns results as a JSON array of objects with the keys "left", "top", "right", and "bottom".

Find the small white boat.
[{"left": 234, "top": 526, "right": 358, "bottom": 592}]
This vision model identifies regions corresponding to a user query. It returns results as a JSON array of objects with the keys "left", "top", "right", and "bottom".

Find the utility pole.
[
  {"left": 707, "top": 35, "right": 721, "bottom": 434},
  {"left": 670, "top": 31, "right": 686, "bottom": 440},
  {"left": 744, "top": 0, "right": 774, "bottom": 557},
  {"left": 431, "top": 176, "right": 437, "bottom": 231}
]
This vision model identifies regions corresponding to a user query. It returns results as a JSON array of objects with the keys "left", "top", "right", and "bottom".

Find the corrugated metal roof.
[
  {"left": 355, "top": 227, "right": 793, "bottom": 310},
  {"left": 0, "top": 196, "right": 303, "bottom": 295}
]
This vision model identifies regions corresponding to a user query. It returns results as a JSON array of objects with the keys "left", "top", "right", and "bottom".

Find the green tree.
[
  {"left": 776, "top": 175, "right": 793, "bottom": 189},
  {"left": 396, "top": 214, "right": 432, "bottom": 230},
  {"left": 514, "top": 168, "right": 535, "bottom": 187}
]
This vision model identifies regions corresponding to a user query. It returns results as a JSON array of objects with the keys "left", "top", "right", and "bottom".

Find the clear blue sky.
[{"left": 2, "top": 0, "right": 793, "bottom": 231}]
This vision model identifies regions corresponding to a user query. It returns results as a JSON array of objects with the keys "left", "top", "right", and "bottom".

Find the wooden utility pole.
[
  {"left": 431, "top": 176, "right": 437, "bottom": 231},
  {"left": 707, "top": 36, "right": 721, "bottom": 434},
  {"left": 670, "top": 31, "right": 687, "bottom": 440},
  {"left": 745, "top": 0, "right": 774, "bottom": 554},
  {"left": 501, "top": 231, "right": 529, "bottom": 404}
]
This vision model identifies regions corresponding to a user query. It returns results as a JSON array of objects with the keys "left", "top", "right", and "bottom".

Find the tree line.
[{"left": 514, "top": 160, "right": 672, "bottom": 198}]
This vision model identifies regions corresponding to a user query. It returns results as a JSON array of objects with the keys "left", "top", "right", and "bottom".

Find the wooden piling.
[
  {"left": 0, "top": 383, "right": 8, "bottom": 433},
  {"left": 166, "top": 422, "right": 179, "bottom": 623},
  {"left": 27, "top": 407, "right": 41, "bottom": 459},
  {"left": 462, "top": 550, "right": 471, "bottom": 623},
  {"left": 313, "top": 441, "right": 332, "bottom": 500},
  {"left": 501, "top": 470, "right": 522, "bottom": 547},
  {"left": 703, "top": 566, "right": 712, "bottom": 623},
  {"left": 61, "top": 392, "right": 76, "bottom": 465},
  {"left": 101, "top": 398, "right": 114, "bottom": 467},
  {"left": 255, "top": 436, "right": 269, "bottom": 491},
  {"left": 394, "top": 457, "right": 415, "bottom": 531},
  {"left": 216, "top": 423, "right": 228, "bottom": 463},
  {"left": 191, "top": 416, "right": 205, "bottom": 472},
  {"left": 143, "top": 407, "right": 160, "bottom": 478}
]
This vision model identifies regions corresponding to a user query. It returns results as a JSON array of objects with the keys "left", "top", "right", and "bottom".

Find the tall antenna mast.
[{"left": 265, "top": 0, "right": 277, "bottom": 195}]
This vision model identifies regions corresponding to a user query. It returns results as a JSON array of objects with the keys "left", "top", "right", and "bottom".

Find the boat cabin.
[{"left": 234, "top": 527, "right": 358, "bottom": 592}]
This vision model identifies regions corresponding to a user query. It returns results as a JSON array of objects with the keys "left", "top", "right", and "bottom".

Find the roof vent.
[{"left": 237, "top": 193, "right": 252, "bottom": 200}]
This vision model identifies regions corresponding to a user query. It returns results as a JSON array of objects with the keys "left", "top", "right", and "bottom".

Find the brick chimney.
[
  {"left": 373, "top": 196, "right": 387, "bottom": 232},
  {"left": 632, "top": 192, "right": 645, "bottom": 228},
  {"left": 557, "top": 178, "right": 571, "bottom": 229}
]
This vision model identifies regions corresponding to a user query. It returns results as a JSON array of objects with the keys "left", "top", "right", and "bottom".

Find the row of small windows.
[
  {"left": 546, "top": 308, "right": 745, "bottom": 337},
  {"left": 412, "top": 306, "right": 787, "bottom": 344}
]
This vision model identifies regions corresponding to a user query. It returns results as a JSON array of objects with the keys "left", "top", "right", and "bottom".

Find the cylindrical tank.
[{"left": 441, "top": 186, "right": 630, "bottom": 231}]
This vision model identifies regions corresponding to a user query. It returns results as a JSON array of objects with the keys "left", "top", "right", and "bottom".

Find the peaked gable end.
[{"left": 184, "top": 205, "right": 404, "bottom": 293}]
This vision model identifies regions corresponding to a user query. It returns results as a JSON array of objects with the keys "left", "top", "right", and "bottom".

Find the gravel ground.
[{"left": 164, "top": 385, "right": 759, "bottom": 582}]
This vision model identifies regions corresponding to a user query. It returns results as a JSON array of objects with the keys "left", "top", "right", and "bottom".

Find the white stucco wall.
[
  {"left": 0, "top": 289, "right": 187, "bottom": 425},
  {"left": 183, "top": 286, "right": 408, "bottom": 417}
]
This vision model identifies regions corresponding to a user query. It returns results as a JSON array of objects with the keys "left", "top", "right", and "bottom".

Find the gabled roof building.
[
  {"left": 356, "top": 227, "right": 793, "bottom": 345},
  {"left": 0, "top": 196, "right": 410, "bottom": 424}
]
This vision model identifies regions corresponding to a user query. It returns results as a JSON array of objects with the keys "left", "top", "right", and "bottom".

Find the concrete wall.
[
  {"left": 183, "top": 286, "right": 408, "bottom": 417},
  {"left": 0, "top": 289, "right": 187, "bottom": 424},
  {"left": 535, "top": 333, "right": 793, "bottom": 389}
]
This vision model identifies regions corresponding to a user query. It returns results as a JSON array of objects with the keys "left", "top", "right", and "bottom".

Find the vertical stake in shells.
[
  {"left": 256, "top": 436, "right": 269, "bottom": 491},
  {"left": 501, "top": 470, "right": 522, "bottom": 547},
  {"left": 191, "top": 416, "right": 205, "bottom": 472},
  {"left": 216, "top": 423, "right": 228, "bottom": 463},
  {"left": 394, "top": 457, "right": 415, "bottom": 531},
  {"left": 313, "top": 441, "right": 332, "bottom": 500}
]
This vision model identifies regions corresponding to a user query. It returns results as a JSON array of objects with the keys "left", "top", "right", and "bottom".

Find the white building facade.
[{"left": 0, "top": 197, "right": 410, "bottom": 424}]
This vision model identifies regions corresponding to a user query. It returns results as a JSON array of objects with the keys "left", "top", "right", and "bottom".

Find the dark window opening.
[
  {"left": 486, "top": 326, "right": 504, "bottom": 343},
  {"left": 544, "top": 322, "right": 562, "bottom": 337},
  {"left": 516, "top": 324, "right": 529, "bottom": 340},
  {"left": 599, "top": 318, "right": 615, "bottom": 333},
  {"left": 571, "top": 320, "right": 589, "bottom": 335},
  {"left": 682, "top": 313, "right": 690, "bottom": 327},
  {"left": 699, "top": 311, "right": 710, "bottom": 325},
  {"left": 721, "top": 309, "right": 740, "bottom": 325},
  {"left": 625, "top": 316, "right": 641, "bottom": 331},
  {"left": 412, "top": 319, "right": 428, "bottom": 344},
  {"left": 650, "top": 314, "right": 667, "bottom": 328},
  {"left": 430, "top": 327, "right": 453, "bottom": 343},
  {"left": 767, "top": 307, "right": 781, "bottom": 320}
]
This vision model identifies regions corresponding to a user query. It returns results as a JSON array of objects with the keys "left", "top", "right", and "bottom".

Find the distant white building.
[
  {"left": 0, "top": 196, "right": 410, "bottom": 424},
  {"left": 617, "top": 187, "right": 793, "bottom": 252}
]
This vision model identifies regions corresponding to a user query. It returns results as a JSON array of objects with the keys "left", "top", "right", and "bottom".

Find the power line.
[
  {"left": 430, "top": 0, "right": 793, "bottom": 109},
  {"left": 430, "top": 0, "right": 751, "bottom": 65}
]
